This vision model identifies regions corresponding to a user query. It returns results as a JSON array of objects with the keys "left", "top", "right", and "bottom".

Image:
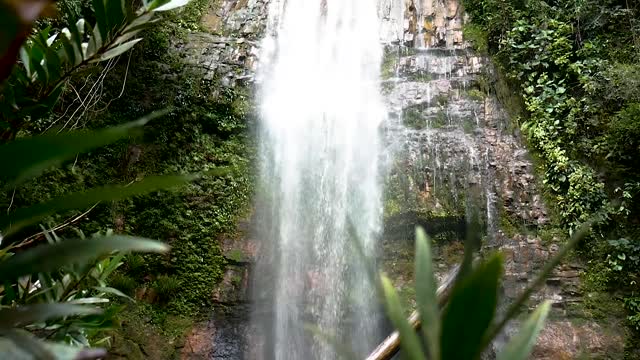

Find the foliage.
[
  {"left": 0, "top": 0, "right": 187, "bottom": 142},
  {"left": 626, "top": 296, "right": 640, "bottom": 331},
  {"left": 0, "top": 124, "right": 177, "bottom": 358},
  {"left": 608, "top": 238, "right": 640, "bottom": 270},
  {"left": 152, "top": 275, "right": 181, "bottom": 303},
  {"left": 462, "top": 24, "right": 488, "bottom": 54},
  {"left": 462, "top": 0, "right": 640, "bottom": 332},
  {"left": 0, "top": 1, "right": 254, "bottom": 342},
  {"left": 109, "top": 273, "right": 137, "bottom": 296},
  {"left": 0, "top": 0, "right": 202, "bottom": 357}
]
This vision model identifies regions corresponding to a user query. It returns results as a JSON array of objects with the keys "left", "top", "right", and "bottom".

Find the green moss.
[
  {"left": 431, "top": 109, "right": 448, "bottom": 128},
  {"left": 582, "top": 291, "right": 625, "bottom": 321},
  {"left": 153, "top": 275, "right": 182, "bottom": 303},
  {"left": 538, "top": 226, "right": 567, "bottom": 245},
  {"left": 227, "top": 249, "right": 243, "bottom": 262},
  {"left": 381, "top": 81, "right": 395, "bottom": 95},
  {"left": 498, "top": 209, "right": 520, "bottom": 238},
  {"left": 463, "top": 24, "right": 488, "bottom": 54},
  {"left": 170, "top": 0, "right": 212, "bottom": 32},
  {"left": 433, "top": 93, "right": 449, "bottom": 106},
  {"left": 398, "top": 286, "right": 416, "bottom": 313},
  {"left": 462, "top": 116, "right": 477, "bottom": 134},
  {"left": 384, "top": 197, "right": 402, "bottom": 219},
  {"left": 402, "top": 107, "right": 426, "bottom": 129},
  {"left": 108, "top": 303, "right": 194, "bottom": 359},
  {"left": 464, "top": 88, "right": 486, "bottom": 101},
  {"left": 231, "top": 274, "right": 242, "bottom": 286},
  {"left": 400, "top": 47, "right": 418, "bottom": 56},
  {"left": 381, "top": 49, "right": 399, "bottom": 80},
  {"left": 409, "top": 70, "right": 433, "bottom": 82}
]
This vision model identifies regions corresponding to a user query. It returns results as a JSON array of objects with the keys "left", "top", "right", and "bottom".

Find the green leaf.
[
  {"left": 106, "top": 0, "right": 126, "bottom": 34},
  {"left": 0, "top": 303, "right": 101, "bottom": 328},
  {"left": 0, "top": 112, "right": 163, "bottom": 186},
  {"left": 68, "top": 19, "right": 86, "bottom": 63},
  {"left": 0, "top": 334, "right": 106, "bottom": 360},
  {"left": 414, "top": 227, "right": 440, "bottom": 360},
  {"left": 0, "top": 236, "right": 169, "bottom": 282},
  {"left": 19, "top": 47, "right": 31, "bottom": 78},
  {"left": 94, "top": 38, "right": 142, "bottom": 62},
  {"left": 440, "top": 254, "right": 502, "bottom": 360},
  {"left": 93, "top": 286, "right": 132, "bottom": 301},
  {"left": 148, "top": 0, "right": 189, "bottom": 12},
  {"left": 85, "top": 24, "right": 103, "bottom": 59},
  {"left": 99, "top": 253, "right": 125, "bottom": 281},
  {"left": 92, "top": 0, "right": 108, "bottom": 41},
  {"left": 43, "top": 43, "right": 62, "bottom": 83},
  {"left": 31, "top": 52, "right": 48, "bottom": 84},
  {"left": 59, "top": 34, "right": 81, "bottom": 67},
  {"left": 380, "top": 275, "right": 426, "bottom": 360},
  {"left": 122, "top": 12, "right": 155, "bottom": 33},
  {"left": 112, "top": 29, "right": 143, "bottom": 47},
  {"left": 123, "top": 1, "right": 136, "bottom": 21},
  {"left": 496, "top": 301, "right": 551, "bottom": 360},
  {"left": 1, "top": 172, "right": 199, "bottom": 237},
  {"left": 1, "top": 330, "right": 53, "bottom": 360}
]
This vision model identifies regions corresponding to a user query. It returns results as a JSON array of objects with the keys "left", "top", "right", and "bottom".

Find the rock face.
[
  {"left": 179, "top": 1, "right": 268, "bottom": 358},
  {"left": 180, "top": 0, "right": 269, "bottom": 87},
  {"left": 180, "top": 0, "right": 623, "bottom": 359},
  {"left": 379, "top": 0, "right": 465, "bottom": 47},
  {"left": 181, "top": 222, "right": 256, "bottom": 360},
  {"left": 379, "top": 0, "right": 623, "bottom": 358}
]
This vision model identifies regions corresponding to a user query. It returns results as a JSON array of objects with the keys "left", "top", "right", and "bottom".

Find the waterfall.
[{"left": 253, "top": 0, "right": 386, "bottom": 359}]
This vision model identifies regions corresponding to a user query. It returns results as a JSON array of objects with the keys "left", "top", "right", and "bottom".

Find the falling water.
[{"left": 254, "top": 0, "right": 386, "bottom": 359}]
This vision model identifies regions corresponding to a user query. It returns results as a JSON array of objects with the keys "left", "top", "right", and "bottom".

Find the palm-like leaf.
[{"left": 0, "top": 0, "right": 190, "bottom": 139}]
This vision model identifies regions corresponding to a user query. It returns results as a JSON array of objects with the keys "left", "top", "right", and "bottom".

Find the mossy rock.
[
  {"left": 109, "top": 337, "right": 145, "bottom": 360},
  {"left": 384, "top": 210, "right": 466, "bottom": 241}
]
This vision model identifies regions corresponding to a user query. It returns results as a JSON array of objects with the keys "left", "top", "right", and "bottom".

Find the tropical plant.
[
  {"left": 0, "top": 0, "right": 189, "bottom": 141},
  {"left": 0, "top": 113, "right": 224, "bottom": 358},
  {"left": 0, "top": 0, "right": 205, "bottom": 358},
  {"left": 369, "top": 222, "right": 590, "bottom": 360}
]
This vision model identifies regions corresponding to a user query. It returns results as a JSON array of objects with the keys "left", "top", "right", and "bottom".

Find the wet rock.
[
  {"left": 180, "top": 0, "right": 268, "bottom": 87},
  {"left": 108, "top": 338, "right": 145, "bottom": 360},
  {"left": 531, "top": 320, "right": 624, "bottom": 359},
  {"left": 182, "top": 305, "right": 251, "bottom": 360},
  {"left": 379, "top": 3, "right": 624, "bottom": 358}
]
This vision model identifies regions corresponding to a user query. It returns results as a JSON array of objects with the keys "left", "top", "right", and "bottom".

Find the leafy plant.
[
  {"left": 371, "top": 222, "right": 590, "bottom": 360},
  {"left": 607, "top": 238, "right": 640, "bottom": 273},
  {"left": 152, "top": 275, "right": 181, "bottom": 302},
  {"left": 0, "top": 0, "right": 202, "bottom": 357},
  {"left": 462, "top": 0, "right": 640, "bottom": 334},
  {"left": 625, "top": 296, "right": 640, "bottom": 331},
  {"left": 0, "top": 0, "right": 189, "bottom": 141},
  {"left": 0, "top": 115, "right": 207, "bottom": 357},
  {"left": 108, "top": 273, "right": 137, "bottom": 296}
]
